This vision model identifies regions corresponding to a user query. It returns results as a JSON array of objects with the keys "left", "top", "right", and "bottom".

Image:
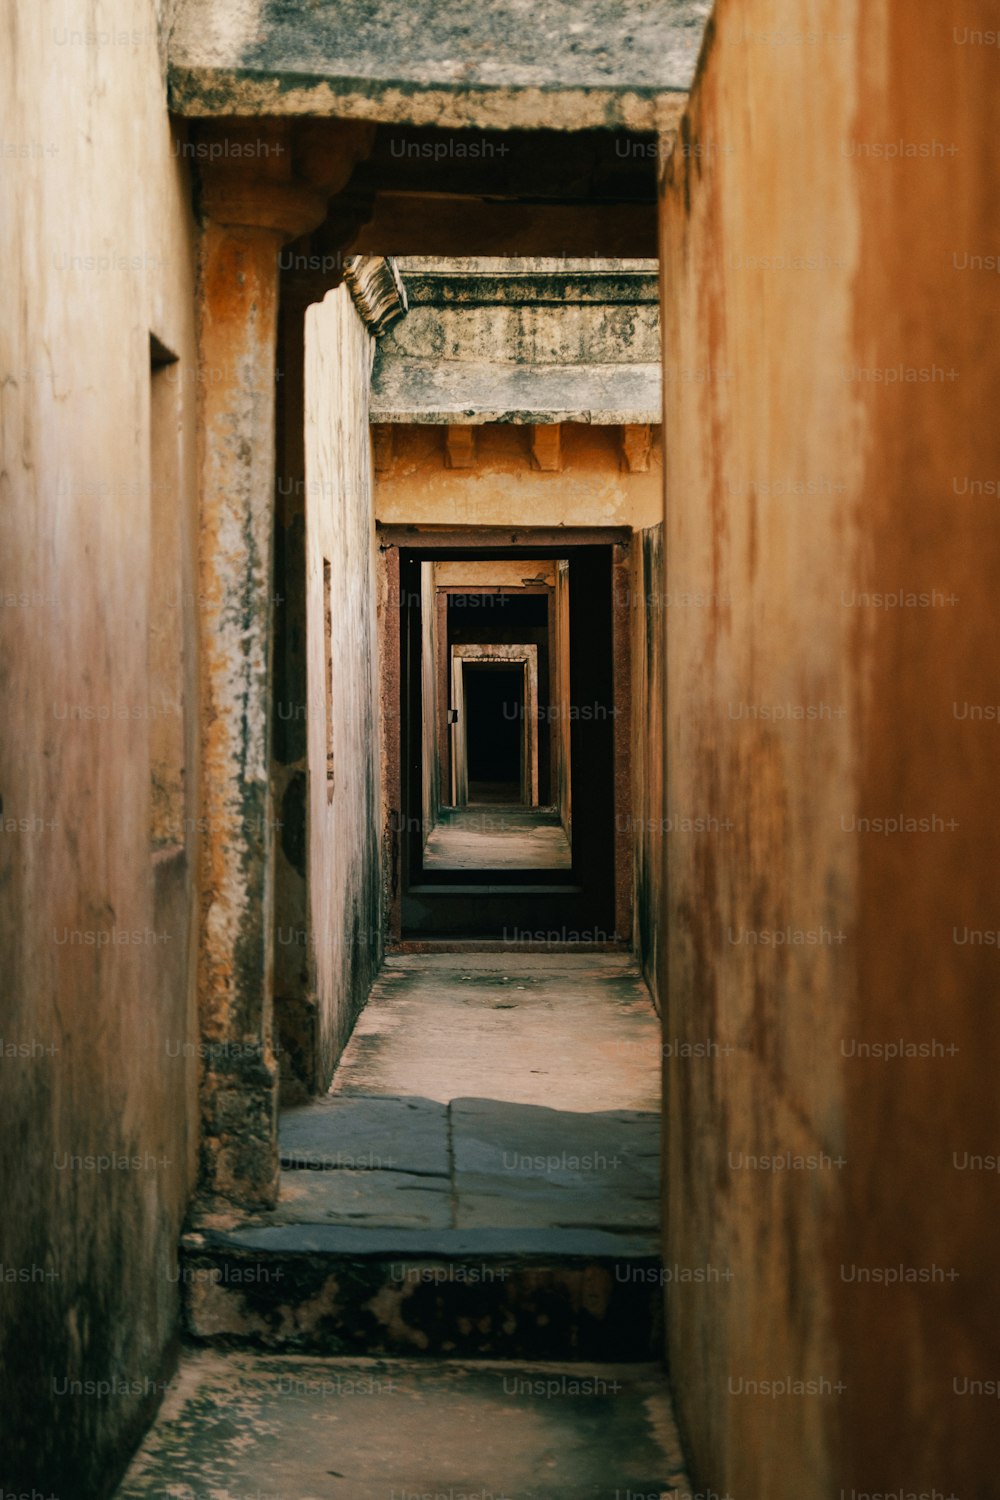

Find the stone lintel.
[
  {"left": 621, "top": 423, "right": 653, "bottom": 472},
  {"left": 168, "top": 0, "right": 707, "bottom": 129},
  {"left": 445, "top": 427, "right": 477, "bottom": 470},
  {"left": 399, "top": 264, "right": 661, "bottom": 308},
  {"left": 530, "top": 425, "right": 563, "bottom": 473},
  {"left": 369, "top": 359, "right": 662, "bottom": 426},
  {"left": 171, "top": 71, "right": 690, "bottom": 135}
]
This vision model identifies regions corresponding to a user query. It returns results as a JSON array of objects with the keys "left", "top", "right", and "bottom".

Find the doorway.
[
  {"left": 453, "top": 649, "right": 537, "bottom": 807},
  {"left": 463, "top": 661, "right": 524, "bottom": 802},
  {"left": 382, "top": 527, "right": 631, "bottom": 942}
]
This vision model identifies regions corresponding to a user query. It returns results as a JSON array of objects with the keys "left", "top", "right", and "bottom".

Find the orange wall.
[
  {"left": 660, "top": 2, "right": 1000, "bottom": 1495},
  {"left": 374, "top": 422, "right": 663, "bottom": 529},
  {"left": 0, "top": 3, "right": 201, "bottom": 1493}
]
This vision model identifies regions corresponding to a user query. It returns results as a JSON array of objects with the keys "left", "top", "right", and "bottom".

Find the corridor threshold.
[
  {"left": 182, "top": 954, "right": 664, "bottom": 1360},
  {"left": 116, "top": 955, "right": 689, "bottom": 1499},
  {"left": 278, "top": 952, "right": 658, "bottom": 1232}
]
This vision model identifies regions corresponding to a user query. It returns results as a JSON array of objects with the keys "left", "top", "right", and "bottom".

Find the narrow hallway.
[
  {"left": 277, "top": 953, "right": 659, "bottom": 1236},
  {"left": 7, "top": 2, "right": 998, "bottom": 1495},
  {"left": 116, "top": 957, "right": 688, "bottom": 1498}
]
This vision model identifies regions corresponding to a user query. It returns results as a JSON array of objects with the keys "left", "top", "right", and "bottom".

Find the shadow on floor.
[{"left": 277, "top": 1094, "right": 660, "bottom": 1233}]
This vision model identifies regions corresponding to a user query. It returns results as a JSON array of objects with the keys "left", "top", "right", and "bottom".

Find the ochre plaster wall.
[
  {"left": 0, "top": 3, "right": 200, "bottom": 1493},
  {"left": 660, "top": 2, "right": 1000, "bottom": 1495},
  {"left": 374, "top": 422, "right": 663, "bottom": 529}
]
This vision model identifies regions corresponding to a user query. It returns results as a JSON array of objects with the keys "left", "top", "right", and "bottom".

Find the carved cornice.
[{"left": 344, "top": 256, "right": 409, "bottom": 337}]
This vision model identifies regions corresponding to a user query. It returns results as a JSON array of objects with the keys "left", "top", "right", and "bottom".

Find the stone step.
[
  {"left": 184, "top": 960, "right": 666, "bottom": 1363},
  {"left": 114, "top": 1350, "right": 691, "bottom": 1500},
  {"left": 181, "top": 1223, "right": 664, "bottom": 1361}
]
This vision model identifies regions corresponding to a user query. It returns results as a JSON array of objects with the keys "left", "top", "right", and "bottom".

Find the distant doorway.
[
  {"left": 464, "top": 663, "right": 524, "bottom": 803},
  {"left": 380, "top": 526, "right": 631, "bottom": 941},
  {"left": 452, "top": 646, "right": 538, "bottom": 808}
]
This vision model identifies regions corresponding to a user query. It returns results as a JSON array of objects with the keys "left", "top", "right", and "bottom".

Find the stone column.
[{"left": 194, "top": 122, "right": 370, "bottom": 1208}]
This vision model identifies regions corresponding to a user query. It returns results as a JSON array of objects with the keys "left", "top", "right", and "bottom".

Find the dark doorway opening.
[
  {"left": 449, "top": 590, "right": 551, "bottom": 804},
  {"left": 383, "top": 528, "right": 630, "bottom": 942},
  {"left": 465, "top": 663, "right": 524, "bottom": 802}
]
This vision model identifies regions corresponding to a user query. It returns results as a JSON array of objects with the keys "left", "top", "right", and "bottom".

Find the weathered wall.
[
  {"left": 629, "top": 524, "right": 664, "bottom": 1009},
  {"left": 661, "top": 2, "right": 1000, "bottom": 1497},
  {"left": 374, "top": 422, "right": 663, "bottom": 529},
  {"left": 383, "top": 293, "right": 661, "bottom": 370},
  {"left": 273, "top": 298, "right": 315, "bottom": 1105},
  {"left": 0, "top": 3, "right": 200, "bottom": 1495},
  {"left": 304, "top": 287, "right": 384, "bottom": 1086}
]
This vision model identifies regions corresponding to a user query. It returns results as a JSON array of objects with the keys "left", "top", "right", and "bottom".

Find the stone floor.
[
  {"left": 134, "top": 953, "right": 679, "bottom": 1488},
  {"left": 276, "top": 1094, "right": 658, "bottom": 1231},
  {"left": 114, "top": 1351, "right": 690, "bottom": 1500},
  {"left": 322, "top": 952, "right": 660, "bottom": 1108},
  {"left": 271, "top": 953, "right": 660, "bottom": 1233},
  {"left": 423, "top": 804, "right": 573, "bottom": 870}
]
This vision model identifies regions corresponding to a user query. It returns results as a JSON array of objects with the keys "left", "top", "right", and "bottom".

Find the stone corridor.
[
  {"left": 116, "top": 957, "right": 687, "bottom": 1497},
  {"left": 5, "top": 1, "right": 998, "bottom": 1496}
]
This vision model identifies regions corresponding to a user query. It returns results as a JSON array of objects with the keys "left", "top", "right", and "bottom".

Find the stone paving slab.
[
  {"left": 275, "top": 1095, "right": 660, "bottom": 1232},
  {"left": 280, "top": 1094, "right": 450, "bottom": 1177},
  {"left": 451, "top": 1097, "right": 660, "bottom": 1180},
  {"left": 272, "top": 956, "right": 662, "bottom": 1237},
  {"left": 423, "top": 802, "right": 573, "bottom": 870},
  {"left": 115, "top": 1351, "right": 690, "bottom": 1500},
  {"left": 450, "top": 1097, "right": 659, "bottom": 1229},
  {"left": 184, "top": 955, "right": 667, "bottom": 1360},
  {"left": 274, "top": 1168, "right": 453, "bottom": 1230},
  {"left": 456, "top": 1181, "right": 658, "bottom": 1230}
]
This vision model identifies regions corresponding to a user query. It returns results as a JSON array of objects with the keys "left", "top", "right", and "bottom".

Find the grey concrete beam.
[
  {"left": 399, "top": 259, "right": 661, "bottom": 306},
  {"left": 370, "top": 357, "right": 662, "bottom": 424},
  {"left": 376, "top": 281, "right": 662, "bottom": 365},
  {"left": 168, "top": 0, "right": 711, "bottom": 129}
]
